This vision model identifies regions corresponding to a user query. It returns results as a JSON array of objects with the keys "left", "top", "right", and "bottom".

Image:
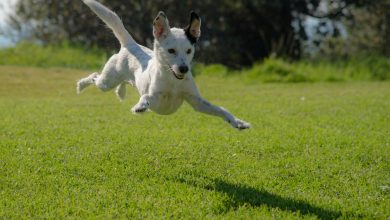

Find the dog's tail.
[{"left": 82, "top": 0, "right": 134, "bottom": 46}]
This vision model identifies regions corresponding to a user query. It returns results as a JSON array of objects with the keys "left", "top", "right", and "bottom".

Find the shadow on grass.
[{"left": 172, "top": 175, "right": 363, "bottom": 219}]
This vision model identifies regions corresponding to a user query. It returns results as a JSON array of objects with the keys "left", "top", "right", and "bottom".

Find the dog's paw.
[
  {"left": 228, "top": 118, "right": 251, "bottom": 130},
  {"left": 76, "top": 80, "right": 86, "bottom": 94},
  {"left": 131, "top": 104, "right": 148, "bottom": 114}
]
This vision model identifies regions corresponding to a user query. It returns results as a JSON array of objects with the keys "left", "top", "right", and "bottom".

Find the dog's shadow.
[{"left": 171, "top": 174, "right": 363, "bottom": 219}]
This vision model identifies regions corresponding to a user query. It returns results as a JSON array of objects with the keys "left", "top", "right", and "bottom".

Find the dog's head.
[{"left": 153, "top": 11, "right": 201, "bottom": 80}]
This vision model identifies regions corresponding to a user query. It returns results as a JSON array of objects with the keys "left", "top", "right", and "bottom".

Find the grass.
[{"left": 0, "top": 65, "right": 389, "bottom": 219}]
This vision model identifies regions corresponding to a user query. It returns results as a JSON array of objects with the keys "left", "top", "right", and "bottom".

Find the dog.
[{"left": 77, "top": 0, "right": 250, "bottom": 130}]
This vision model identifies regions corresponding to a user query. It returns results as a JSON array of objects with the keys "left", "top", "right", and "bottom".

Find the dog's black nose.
[{"left": 179, "top": 66, "right": 189, "bottom": 74}]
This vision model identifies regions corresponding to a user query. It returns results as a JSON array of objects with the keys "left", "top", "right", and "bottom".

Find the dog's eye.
[
  {"left": 187, "top": 49, "right": 192, "bottom": 54},
  {"left": 168, "top": 49, "right": 176, "bottom": 54}
]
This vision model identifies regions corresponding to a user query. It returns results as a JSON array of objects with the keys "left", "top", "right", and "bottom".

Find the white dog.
[{"left": 77, "top": 0, "right": 250, "bottom": 130}]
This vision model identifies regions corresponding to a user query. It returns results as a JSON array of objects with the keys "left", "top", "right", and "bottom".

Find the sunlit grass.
[{"left": 0, "top": 66, "right": 389, "bottom": 219}]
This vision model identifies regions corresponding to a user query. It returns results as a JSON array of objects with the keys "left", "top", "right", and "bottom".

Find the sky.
[{"left": 0, "top": 0, "right": 17, "bottom": 47}]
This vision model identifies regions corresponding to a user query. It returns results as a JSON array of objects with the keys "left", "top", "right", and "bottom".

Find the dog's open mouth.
[{"left": 168, "top": 66, "right": 185, "bottom": 80}]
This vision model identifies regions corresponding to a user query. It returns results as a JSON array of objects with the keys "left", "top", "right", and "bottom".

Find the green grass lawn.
[{"left": 0, "top": 66, "right": 389, "bottom": 219}]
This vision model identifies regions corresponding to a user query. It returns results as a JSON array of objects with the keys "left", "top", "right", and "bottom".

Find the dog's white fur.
[{"left": 77, "top": 0, "right": 250, "bottom": 129}]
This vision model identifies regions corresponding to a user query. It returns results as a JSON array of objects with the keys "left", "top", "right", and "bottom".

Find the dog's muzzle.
[{"left": 168, "top": 65, "right": 185, "bottom": 80}]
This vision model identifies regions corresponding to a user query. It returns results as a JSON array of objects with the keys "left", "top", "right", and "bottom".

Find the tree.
[
  {"left": 295, "top": 0, "right": 389, "bottom": 57},
  {"left": 8, "top": 0, "right": 387, "bottom": 67},
  {"left": 346, "top": 0, "right": 389, "bottom": 56}
]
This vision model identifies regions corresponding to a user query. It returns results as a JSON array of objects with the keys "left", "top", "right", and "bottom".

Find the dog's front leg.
[
  {"left": 131, "top": 94, "right": 150, "bottom": 114},
  {"left": 186, "top": 95, "right": 251, "bottom": 130}
]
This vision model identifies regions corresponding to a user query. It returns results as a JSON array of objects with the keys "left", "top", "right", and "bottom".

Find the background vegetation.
[
  {"left": 1, "top": 42, "right": 388, "bottom": 82},
  {"left": 5, "top": 0, "right": 389, "bottom": 67}
]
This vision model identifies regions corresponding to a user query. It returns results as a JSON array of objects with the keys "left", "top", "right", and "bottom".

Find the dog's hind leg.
[
  {"left": 77, "top": 72, "right": 98, "bottom": 94},
  {"left": 93, "top": 54, "right": 126, "bottom": 92},
  {"left": 115, "top": 82, "right": 127, "bottom": 101}
]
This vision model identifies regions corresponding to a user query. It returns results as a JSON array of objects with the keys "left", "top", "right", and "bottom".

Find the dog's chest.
[
  {"left": 147, "top": 70, "right": 188, "bottom": 115},
  {"left": 150, "top": 90, "right": 184, "bottom": 115}
]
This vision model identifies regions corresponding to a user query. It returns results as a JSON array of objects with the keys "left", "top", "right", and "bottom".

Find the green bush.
[
  {"left": 1, "top": 43, "right": 389, "bottom": 82},
  {"left": 0, "top": 42, "right": 106, "bottom": 69},
  {"left": 241, "top": 57, "right": 389, "bottom": 83},
  {"left": 242, "top": 59, "right": 313, "bottom": 83},
  {"left": 192, "top": 63, "right": 230, "bottom": 77},
  {"left": 351, "top": 56, "right": 390, "bottom": 81}
]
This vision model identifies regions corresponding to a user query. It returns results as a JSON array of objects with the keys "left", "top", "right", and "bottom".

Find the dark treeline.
[{"left": 7, "top": 0, "right": 389, "bottom": 67}]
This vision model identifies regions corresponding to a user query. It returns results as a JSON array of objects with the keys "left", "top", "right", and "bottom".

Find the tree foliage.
[
  {"left": 306, "top": 0, "right": 389, "bottom": 58},
  {"left": 346, "top": 0, "right": 389, "bottom": 56},
  {"left": 8, "top": 0, "right": 389, "bottom": 67}
]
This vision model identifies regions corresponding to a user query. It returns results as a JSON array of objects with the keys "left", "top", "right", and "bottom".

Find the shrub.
[
  {"left": 243, "top": 59, "right": 313, "bottom": 83},
  {"left": 0, "top": 42, "right": 106, "bottom": 69}
]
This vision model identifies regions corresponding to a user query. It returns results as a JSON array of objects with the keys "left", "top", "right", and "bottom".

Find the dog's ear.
[
  {"left": 184, "top": 11, "right": 201, "bottom": 44},
  {"left": 153, "top": 11, "right": 171, "bottom": 41}
]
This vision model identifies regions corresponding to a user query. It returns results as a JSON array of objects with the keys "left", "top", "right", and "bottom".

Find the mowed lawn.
[{"left": 0, "top": 66, "right": 389, "bottom": 219}]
